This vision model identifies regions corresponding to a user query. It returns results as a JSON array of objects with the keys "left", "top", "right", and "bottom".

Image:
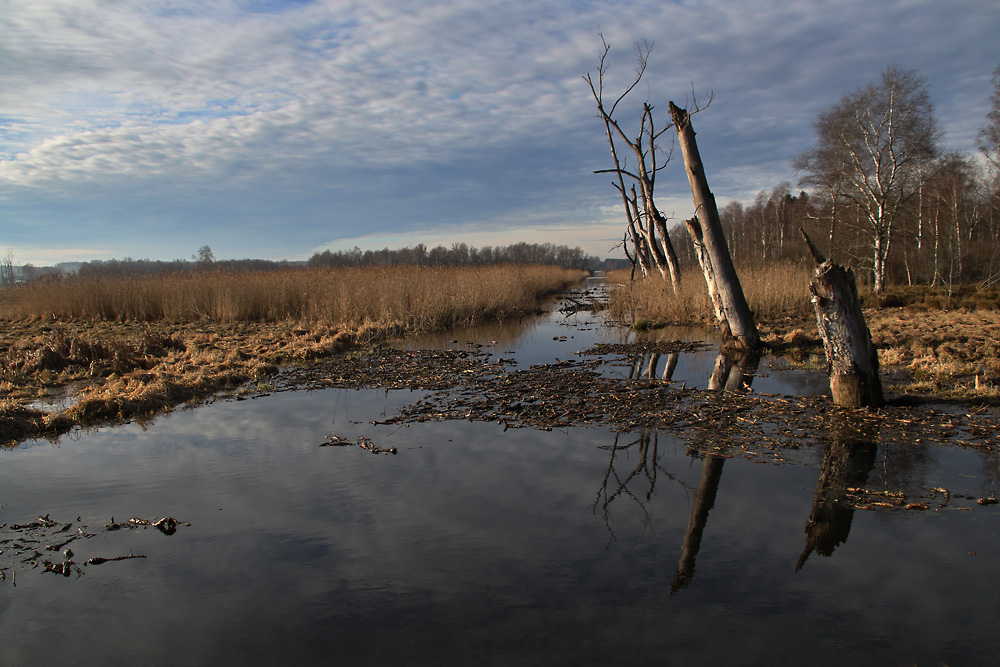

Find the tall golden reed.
[
  {"left": 2, "top": 265, "right": 586, "bottom": 330},
  {"left": 606, "top": 262, "right": 815, "bottom": 325}
]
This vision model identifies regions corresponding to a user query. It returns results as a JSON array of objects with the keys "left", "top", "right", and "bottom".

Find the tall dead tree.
[
  {"left": 802, "top": 229, "right": 884, "bottom": 408},
  {"left": 669, "top": 102, "right": 760, "bottom": 350},
  {"left": 584, "top": 38, "right": 682, "bottom": 289}
]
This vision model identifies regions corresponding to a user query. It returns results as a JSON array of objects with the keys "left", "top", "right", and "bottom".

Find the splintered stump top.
[{"left": 809, "top": 258, "right": 885, "bottom": 408}]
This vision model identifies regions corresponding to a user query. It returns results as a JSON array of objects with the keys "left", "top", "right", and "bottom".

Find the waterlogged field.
[
  {"left": 0, "top": 265, "right": 586, "bottom": 444},
  {"left": 1, "top": 277, "right": 998, "bottom": 666},
  {"left": 607, "top": 265, "right": 1000, "bottom": 401}
]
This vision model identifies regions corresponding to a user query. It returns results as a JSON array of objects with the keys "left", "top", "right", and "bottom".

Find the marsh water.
[{"left": 2, "top": 278, "right": 998, "bottom": 666}]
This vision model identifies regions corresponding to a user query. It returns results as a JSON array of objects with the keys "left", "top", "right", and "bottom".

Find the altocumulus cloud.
[{"left": 0, "top": 0, "right": 997, "bottom": 263}]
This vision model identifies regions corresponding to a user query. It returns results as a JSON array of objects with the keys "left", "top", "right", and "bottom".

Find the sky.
[{"left": 1, "top": 0, "right": 998, "bottom": 266}]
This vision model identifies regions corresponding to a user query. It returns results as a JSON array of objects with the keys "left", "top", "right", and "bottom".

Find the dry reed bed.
[
  {"left": 606, "top": 263, "right": 1000, "bottom": 400},
  {"left": 0, "top": 265, "right": 586, "bottom": 445},
  {"left": 6, "top": 265, "right": 581, "bottom": 328},
  {"left": 605, "top": 263, "right": 815, "bottom": 330}
]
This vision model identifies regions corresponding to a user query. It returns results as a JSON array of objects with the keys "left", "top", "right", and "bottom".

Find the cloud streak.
[{"left": 1, "top": 0, "right": 997, "bottom": 263}]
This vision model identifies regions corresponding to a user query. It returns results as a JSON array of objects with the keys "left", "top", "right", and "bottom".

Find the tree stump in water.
[{"left": 802, "top": 229, "right": 884, "bottom": 408}]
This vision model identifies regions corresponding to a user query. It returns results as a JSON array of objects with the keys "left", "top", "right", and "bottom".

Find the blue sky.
[{"left": 1, "top": 0, "right": 998, "bottom": 265}]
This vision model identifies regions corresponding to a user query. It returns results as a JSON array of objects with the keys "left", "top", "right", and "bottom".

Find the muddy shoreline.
[{"left": 2, "top": 301, "right": 999, "bottom": 448}]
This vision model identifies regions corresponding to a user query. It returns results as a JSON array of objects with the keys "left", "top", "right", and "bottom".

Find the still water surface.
[{"left": 1, "top": 281, "right": 997, "bottom": 666}]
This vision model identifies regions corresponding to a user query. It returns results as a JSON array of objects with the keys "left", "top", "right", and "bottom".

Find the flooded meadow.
[{"left": 2, "top": 277, "right": 998, "bottom": 666}]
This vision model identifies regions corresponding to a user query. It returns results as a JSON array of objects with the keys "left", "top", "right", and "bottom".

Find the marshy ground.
[{"left": 1, "top": 266, "right": 998, "bottom": 449}]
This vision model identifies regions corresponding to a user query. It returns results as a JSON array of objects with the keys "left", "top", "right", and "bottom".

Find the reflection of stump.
[
  {"left": 796, "top": 438, "right": 877, "bottom": 571},
  {"left": 801, "top": 230, "right": 884, "bottom": 408}
]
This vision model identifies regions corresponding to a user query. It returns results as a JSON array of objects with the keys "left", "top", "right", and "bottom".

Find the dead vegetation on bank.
[
  {"left": 0, "top": 265, "right": 586, "bottom": 446},
  {"left": 605, "top": 265, "right": 1000, "bottom": 402}
]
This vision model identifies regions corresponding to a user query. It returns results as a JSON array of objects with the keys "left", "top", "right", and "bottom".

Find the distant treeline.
[
  {"left": 307, "top": 242, "right": 603, "bottom": 270},
  {"left": 73, "top": 257, "right": 305, "bottom": 280},
  {"left": 2, "top": 242, "right": 615, "bottom": 285}
]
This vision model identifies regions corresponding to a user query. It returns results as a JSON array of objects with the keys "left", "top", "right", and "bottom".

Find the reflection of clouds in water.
[
  {"left": 2, "top": 383, "right": 999, "bottom": 665},
  {"left": 4, "top": 301, "right": 999, "bottom": 665}
]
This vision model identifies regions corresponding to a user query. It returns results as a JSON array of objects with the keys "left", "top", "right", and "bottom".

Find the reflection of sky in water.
[
  {"left": 1, "top": 286, "right": 997, "bottom": 665},
  {"left": 401, "top": 299, "right": 829, "bottom": 396},
  {"left": 2, "top": 389, "right": 997, "bottom": 666}
]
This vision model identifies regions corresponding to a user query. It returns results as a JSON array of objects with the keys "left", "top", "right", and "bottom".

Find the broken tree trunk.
[
  {"left": 801, "top": 229, "right": 885, "bottom": 408},
  {"left": 670, "top": 102, "right": 760, "bottom": 350}
]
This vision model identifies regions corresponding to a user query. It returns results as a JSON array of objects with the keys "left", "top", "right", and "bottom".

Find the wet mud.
[{"left": 274, "top": 341, "right": 999, "bottom": 459}]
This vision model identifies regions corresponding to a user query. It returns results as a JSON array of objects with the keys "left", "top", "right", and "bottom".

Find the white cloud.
[{"left": 1, "top": 0, "right": 998, "bottom": 264}]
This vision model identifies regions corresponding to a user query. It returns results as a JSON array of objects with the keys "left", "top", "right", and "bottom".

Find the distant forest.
[
  {"left": 1, "top": 242, "right": 609, "bottom": 285},
  {"left": 307, "top": 242, "right": 601, "bottom": 270}
]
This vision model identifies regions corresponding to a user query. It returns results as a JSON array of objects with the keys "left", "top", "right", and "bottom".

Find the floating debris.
[
  {"left": 276, "top": 339, "right": 998, "bottom": 514},
  {"left": 1, "top": 514, "right": 188, "bottom": 582},
  {"left": 320, "top": 434, "right": 396, "bottom": 454},
  {"left": 86, "top": 554, "right": 147, "bottom": 565}
]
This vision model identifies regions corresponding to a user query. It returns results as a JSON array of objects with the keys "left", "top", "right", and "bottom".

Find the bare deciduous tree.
[
  {"left": 978, "top": 64, "right": 1000, "bottom": 173},
  {"left": 584, "top": 37, "right": 682, "bottom": 289},
  {"left": 1, "top": 250, "right": 15, "bottom": 286},
  {"left": 796, "top": 65, "right": 941, "bottom": 293},
  {"left": 196, "top": 245, "right": 215, "bottom": 264}
]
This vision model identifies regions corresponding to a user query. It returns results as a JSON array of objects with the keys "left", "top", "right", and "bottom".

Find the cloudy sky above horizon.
[{"left": 2, "top": 0, "right": 998, "bottom": 265}]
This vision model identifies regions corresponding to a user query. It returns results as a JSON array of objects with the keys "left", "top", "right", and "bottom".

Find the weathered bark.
[
  {"left": 670, "top": 102, "right": 760, "bottom": 350},
  {"left": 630, "top": 185, "right": 668, "bottom": 279},
  {"left": 802, "top": 229, "right": 885, "bottom": 408},
  {"left": 707, "top": 350, "right": 761, "bottom": 392},
  {"left": 685, "top": 216, "right": 726, "bottom": 334},
  {"left": 650, "top": 207, "right": 683, "bottom": 286}
]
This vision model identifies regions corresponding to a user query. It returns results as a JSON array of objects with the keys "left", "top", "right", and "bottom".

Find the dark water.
[{"left": 2, "top": 280, "right": 998, "bottom": 666}]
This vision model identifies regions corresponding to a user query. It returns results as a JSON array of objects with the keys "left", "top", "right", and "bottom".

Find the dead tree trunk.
[
  {"left": 670, "top": 102, "right": 760, "bottom": 350},
  {"left": 802, "top": 229, "right": 885, "bottom": 408},
  {"left": 584, "top": 40, "right": 683, "bottom": 291}
]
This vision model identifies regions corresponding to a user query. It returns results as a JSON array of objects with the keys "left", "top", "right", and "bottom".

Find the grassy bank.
[
  {"left": 1, "top": 264, "right": 586, "bottom": 445},
  {"left": 605, "top": 264, "right": 1000, "bottom": 401}
]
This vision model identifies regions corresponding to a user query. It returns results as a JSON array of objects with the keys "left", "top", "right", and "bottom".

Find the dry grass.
[
  {"left": 869, "top": 308, "right": 1000, "bottom": 399},
  {"left": 605, "top": 263, "right": 815, "bottom": 329},
  {"left": 606, "top": 264, "right": 1000, "bottom": 401},
  {"left": 0, "top": 265, "right": 585, "bottom": 445},
  {"left": 4, "top": 264, "right": 583, "bottom": 329}
]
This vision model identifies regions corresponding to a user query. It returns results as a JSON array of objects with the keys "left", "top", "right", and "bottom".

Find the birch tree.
[
  {"left": 977, "top": 64, "right": 1000, "bottom": 173},
  {"left": 796, "top": 66, "right": 941, "bottom": 293}
]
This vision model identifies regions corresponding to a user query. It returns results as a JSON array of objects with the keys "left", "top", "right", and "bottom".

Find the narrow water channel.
[{"left": 1, "top": 278, "right": 997, "bottom": 666}]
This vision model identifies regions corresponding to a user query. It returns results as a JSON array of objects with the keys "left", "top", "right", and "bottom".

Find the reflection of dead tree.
[
  {"left": 707, "top": 350, "right": 761, "bottom": 392},
  {"left": 671, "top": 453, "right": 725, "bottom": 594},
  {"left": 661, "top": 352, "right": 679, "bottom": 381},
  {"left": 671, "top": 353, "right": 757, "bottom": 593},
  {"left": 796, "top": 436, "right": 877, "bottom": 571},
  {"left": 593, "top": 430, "right": 686, "bottom": 539},
  {"left": 626, "top": 351, "right": 680, "bottom": 382}
]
